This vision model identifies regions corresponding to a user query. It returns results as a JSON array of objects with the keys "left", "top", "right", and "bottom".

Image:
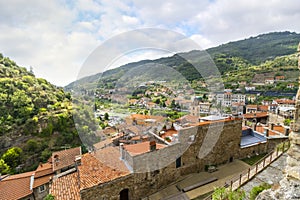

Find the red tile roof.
[
  {"left": 50, "top": 172, "right": 80, "bottom": 200},
  {"left": 274, "top": 99, "right": 295, "bottom": 104},
  {"left": 160, "top": 129, "right": 178, "bottom": 139},
  {"left": 52, "top": 147, "right": 81, "bottom": 171},
  {"left": 94, "top": 146, "right": 130, "bottom": 172},
  {"left": 79, "top": 153, "right": 129, "bottom": 190},
  {"left": 123, "top": 141, "right": 166, "bottom": 156},
  {"left": 33, "top": 174, "right": 52, "bottom": 188},
  {"left": 0, "top": 171, "right": 34, "bottom": 200},
  {"left": 35, "top": 162, "right": 53, "bottom": 178},
  {"left": 243, "top": 112, "right": 268, "bottom": 119}
]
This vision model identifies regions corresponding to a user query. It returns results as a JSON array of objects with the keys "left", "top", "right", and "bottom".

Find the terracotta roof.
[
  {"left": 123, "top": 141, "right": 166, "bottom": 156},
  {"left": 177, "top": 115, "right": 199, "bottom": 123},
  {"left": 0, "top": 171, "right": 33, "bottom": 200},
  {"left": 243, "top": 112, "right": 268, "bottom": 119},
  {"left": 273, "top": 125, "right": 291, "bottom": 134},
  {"left": 160, "top": 129, "right": 178, "bottom": 139},
  {"left": 33, "top": 174, "right": 52, "bottom": 188},
  {"left": 79, "top": 153, "right": 129, "bottom": 190},
  {"left": 94, "top": 146, "right": 129, "bottom": 172},
  {"left": 52, "top": 147, "right": 81, "bottom": 171},
  {"left": 129, "top": 114, "right": 165, "bottom": 122},
  {"left": 192, "top": 118, "right": 241, "bottom": 127},
  {"left": 50, "top": 172, "right": 80, "bottom": 200},
  {"left": 246, "top": 105, "right": 258, "bottom": 108},
  {"left": 35, "top": 162, "right": 53, "bottom": 178},
  {"left": 274, "top": 99, "right": 295, "bottom": 104},
  {"left": 258, "top": 105, "right": 268, "bottom": 111},
  {"left": 93, "top": 139, "right": 112, "bottom": 150}
]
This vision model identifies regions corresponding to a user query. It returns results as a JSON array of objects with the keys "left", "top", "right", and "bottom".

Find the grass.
[{"left": 241, "top": 153, "right": 267, "bottom": 166}]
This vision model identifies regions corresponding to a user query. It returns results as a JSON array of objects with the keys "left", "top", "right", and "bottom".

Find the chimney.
[
  {"left": 265, "top": 128, "right": 269, "bottom": 137},
  {"left": 120, "top": 143, "right": 125, "bottom": 159},
  {"left": 252, "top": 123, "right": 257, "bottom": 131},
  {"left": 149, "top": 140, "right": 156, "bottom": 152},
  {"left": 284, "top": 128, "right": 290, "bottom": 136},
  {"left": 270, "top": 123, "right": 274, "bottom": 130}
]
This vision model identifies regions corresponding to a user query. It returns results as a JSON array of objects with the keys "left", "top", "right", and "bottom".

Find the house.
[
  {"left": 265, "top": 78, "right": 275, "bottom": 84},
  {"left": 287, "top": 83, "right": 295, "bottom": 89},
  {"left": 51, "top": 147, "right": 82, "bottom": 175},
  {"left": 216, "top": 92, "right": 246, "bottom": 107},
  {"left": 47, "top": 117, "right": 287, "bottom": 200},
  {"left": 275, "top": 76, "right": 285, "bottom": 81},
  {"left": 0, "top": 146, "right": 82, "bottom": 200},
  {"left": 231, "top": 102, "right": 244, "bottom": 115},
  {"left": 243, "top": 112, "right": 268, "bottom": 124},
  {"left": 245, "top": 86, "right": 256, "bottom": 91}
]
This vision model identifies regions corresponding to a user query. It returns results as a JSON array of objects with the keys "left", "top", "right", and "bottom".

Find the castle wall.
[{"left": 80, "top": 119, "right": 243, "bottom": 200}]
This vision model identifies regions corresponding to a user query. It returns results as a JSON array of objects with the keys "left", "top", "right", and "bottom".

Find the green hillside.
[
  {"left": 0, "top": 54, "right": 97, "bottom": 174},
  {"left": 65, "top": 31, "right": 300, "bottom": 91}
]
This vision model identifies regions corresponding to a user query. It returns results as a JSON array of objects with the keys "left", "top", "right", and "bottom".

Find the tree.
[
  {"left": 283, "top": 119, "right": 291, "bottom": 126},
  {"left": 25, "top": 139, "right": 39, "bottom": 152},
  {"left": 1, "top": 147, "right": 23, "bottom": 168},
  {"left": 0, "top": 159, "right": 10, "bottom": 174},
  {"left": 104, "top": 112, "right": 109, "bottom": 121}
]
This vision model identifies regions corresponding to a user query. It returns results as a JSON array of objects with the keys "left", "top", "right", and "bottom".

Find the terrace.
[{"left": 240, "top": 127, "right": 267, "bottom": 148}]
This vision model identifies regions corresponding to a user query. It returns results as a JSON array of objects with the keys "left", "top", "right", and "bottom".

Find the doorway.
[{"left": 120, "top": 188, "right": 129, "bottom": 200}]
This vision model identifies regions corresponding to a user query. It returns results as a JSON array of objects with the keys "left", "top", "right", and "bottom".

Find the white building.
[{"left": 216, "top": 92, "right": 246, "bottom": 107}]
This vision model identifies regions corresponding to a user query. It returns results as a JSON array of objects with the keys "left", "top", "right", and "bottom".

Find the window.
[
  {"left": 39, "top": 185, "right": 45, "bottom": 193},
  {"left": 176, "top": 157, "right": 182, "bottom": 168}
]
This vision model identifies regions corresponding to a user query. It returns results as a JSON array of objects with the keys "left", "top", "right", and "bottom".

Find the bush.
[
  {"left": 249, "top": 182, "right": 271, "bottom": 200},
  {"left": 212, "top": 187, "right": 246, "bottom": 200}
]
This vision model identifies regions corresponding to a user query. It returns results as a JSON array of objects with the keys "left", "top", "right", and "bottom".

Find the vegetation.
[
  {"left": 241, "top": 153, "right": 267, "bottom": 166},
  {"left": 43, "top": 194, "right": 55, "bottom": 200},
  {"left": 65, "top": 31, "right": 300, "bottom": 102},
  {"left": 249, "top": 182, "right": 271, "bottom": 200},
  {"left": 0, "top": 55, "right": 97, "bottom": 174},
  {"left": 212, "top": 187, "right": 246, "bottom": 200}
]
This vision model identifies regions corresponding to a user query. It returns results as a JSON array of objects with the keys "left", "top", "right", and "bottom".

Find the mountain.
[{"left": 65, "top": 31, "right": 300, "bottom": 90}]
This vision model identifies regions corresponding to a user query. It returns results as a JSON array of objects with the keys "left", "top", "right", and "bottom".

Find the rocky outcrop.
[{"left": 256, "top": 42, "right": 300, "bottom": 200}]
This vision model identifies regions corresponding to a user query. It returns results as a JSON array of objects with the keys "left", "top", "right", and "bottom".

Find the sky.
[{"left": 0, "top": 0, "right": 300, "bottom": 86}]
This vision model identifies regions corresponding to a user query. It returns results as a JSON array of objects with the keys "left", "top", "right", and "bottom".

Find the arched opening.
[{"left": 119, "top": 188, "right": 129, "bottom": 200}]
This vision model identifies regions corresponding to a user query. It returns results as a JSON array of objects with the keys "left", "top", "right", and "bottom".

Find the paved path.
[{"left": 147, "top": 160, "right": 250, "bottom": 200}]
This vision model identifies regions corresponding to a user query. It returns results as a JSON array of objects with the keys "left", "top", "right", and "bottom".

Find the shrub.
[{"left": 249, "top": 182, "right": 271, "bottom": 200}]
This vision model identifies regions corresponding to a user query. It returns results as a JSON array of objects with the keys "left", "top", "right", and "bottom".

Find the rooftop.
[
  {"left": 52, "top": 147, "right": 81, "bottom": 171},
  {"left": 78, "top": 153, "right": 129, "bottom": 190},
  {"left": 241, "top": 127, "right": 267, "bottom": 148},
  {"left": 243, "top": 112, "right": 268, "bottom": 119},
  {"left": 94, "top": 146, "right": 130, "bottom": 172},
  {"left": 123, "top": 141, "right": 166, "bottom": 156},
  {"left": 0, "top": 171, "right": 33, "bottom": 200},
  {"left": 50, "top": 172, "right": 80, "bottom": 200}
]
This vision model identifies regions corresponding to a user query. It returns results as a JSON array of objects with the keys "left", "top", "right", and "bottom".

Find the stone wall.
[{"left": 80, "top": 119, "right": 243, "bottom": 200}]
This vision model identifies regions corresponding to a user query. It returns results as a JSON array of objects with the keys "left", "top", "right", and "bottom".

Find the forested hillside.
[
  {"left": 0, "top": 54, "right": 96, "bottom": 174},
  {"left": 65, "top": 31, "right": 300, "bottom": 91}
]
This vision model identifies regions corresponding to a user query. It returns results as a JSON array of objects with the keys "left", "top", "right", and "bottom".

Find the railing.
[{"left": 203, "top": 140, "right": 290, "bottom": 200}]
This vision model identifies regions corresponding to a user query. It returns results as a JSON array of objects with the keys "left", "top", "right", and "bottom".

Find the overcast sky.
[{"left": 1, "top": 0, "right": 300, "bottom": 86}]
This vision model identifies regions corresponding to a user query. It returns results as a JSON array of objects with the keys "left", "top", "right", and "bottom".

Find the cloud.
[{"left": 0, "top": 0, "right": 300, "bottom": 86}]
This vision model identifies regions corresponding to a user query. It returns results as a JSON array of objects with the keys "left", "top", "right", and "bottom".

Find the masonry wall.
[{"left": 80, "top": 119, "right": 243, "bottom": 200}]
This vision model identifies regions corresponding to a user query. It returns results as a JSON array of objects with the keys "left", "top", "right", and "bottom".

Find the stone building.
[{"left": 47, "top": 116, "right": 287, "bottom": 200}]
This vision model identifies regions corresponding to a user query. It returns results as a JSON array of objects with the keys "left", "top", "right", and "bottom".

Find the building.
[
  {"left": 46, "top": 116, "right": 287, "bottom": 200},
  {"left": 216, "top": 92, "right": 246, "bottom": 107},
  {"left": 0, "top": 147, "right": 81, "bottom": 200}
]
